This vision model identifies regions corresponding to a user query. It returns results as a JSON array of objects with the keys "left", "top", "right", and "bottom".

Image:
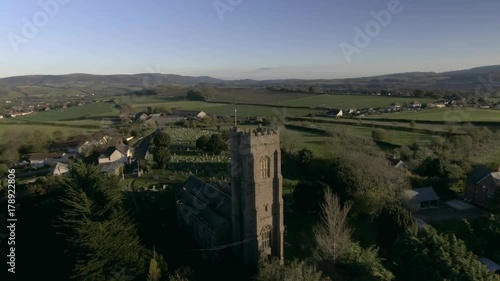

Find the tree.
[
  {"left": 371, "top": 129, "right": 387, "bottom": 141},
  {"left": 333, "top": 242, "right": 394, "bottom": 281},
  {"left": 59, "top": 162, "right": 148, "bottom": 281},
  {"left": 293, "top": 181, "right": 328, "bottom": 213},
  {"left": 195, "top": 135, "right": 210, "bottom": 151},
  {"left": 147, "top": 257, "right": 161, "bottom": 281},
  {"left": 52, "top": 129, "right": 65, "bottom": 141},
  {"left": 153, "top": 132, "right": 171, "bottom": 147},
  {"left": 409, "top": 121, "right": 417, "bottom": 128},
  {"left": 313, "top": 189, "right": 353, "bottom": 263},
  {"left": 375, "top": 204, "right": 417, "bottom": 253},
  {"left": 413, "top": 89, "right": 424, "bottom": 97},
  {"left": 280, "top": 127, "right": 304, "bottom": 153},
  {"left": 297, "top": 148, "right": 313, "bottom": 171},
  {"left": 209, "top": 134, "right": 228, "bottom": 154},
  {"left": 393, "top": 227, "right": 496, "bottom": 281},
  {"left": 154, "top": 147, "right": 171, "bottom": 169},
  {"left": 258, "top": 258, "right": 330, "bottom": 281}
]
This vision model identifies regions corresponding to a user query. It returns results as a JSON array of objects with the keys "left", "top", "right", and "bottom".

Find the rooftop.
[{"left": 405, "top": 187, "right": 439, "bottom": 203}]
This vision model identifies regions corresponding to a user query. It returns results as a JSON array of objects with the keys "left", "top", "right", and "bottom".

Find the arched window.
[
  {"left": 261, "top": 156, "right": 271, "bottom": 178},
  {"left": 261, "top": 225, "right": 272, "bottom": 249}
]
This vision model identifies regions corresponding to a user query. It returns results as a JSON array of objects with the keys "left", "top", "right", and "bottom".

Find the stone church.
[{"left": 176, "top": 126, "right": 284, "bottom": 267}]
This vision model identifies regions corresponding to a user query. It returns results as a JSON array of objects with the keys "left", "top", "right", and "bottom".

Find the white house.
[
  {"left": 52, "top": 162, "right": 69, "bottom": 176},
  {"left": 98, "top": 147, "right": 128, "bottom": 165},
  {"left": 116, "top": 143, "right": 134, "bottom": 163},
  {"left": 388, "top": 103, "right": 401, "bottom": 111},
  {"left": 325, "top": 108, "right": 343, "bottom": 117},
  {"left": 177, "top": 110, "right": 207, "bottom": 119}
]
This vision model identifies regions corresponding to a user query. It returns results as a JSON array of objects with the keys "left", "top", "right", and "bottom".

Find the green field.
[
  {"left": 16, "top": 102, "right": 119, "bottom": 122},
  {"left": 132, "top": 100, "right": 318, "bottom": 117},
  {"left": 372, "top": 108, "right": 500, "bottom": 122},
  {"left": 282, "top": 94, "right": 435, "bottom": 109},
  {"left": 302, "top": 122, "right": 432, "bottom": 146},
  {"left": 0, "top": 123, "right": 94, "bottom": 143}
]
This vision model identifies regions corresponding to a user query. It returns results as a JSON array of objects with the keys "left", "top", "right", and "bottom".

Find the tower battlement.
[{"left": 232, "top": 126, "right": 279, "bottom": 137}]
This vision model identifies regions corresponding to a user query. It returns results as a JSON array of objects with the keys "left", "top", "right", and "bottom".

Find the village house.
[
  {"left": 325, "top": 108, "right": 343, "bottom": 117},
  {"left": 404, "top": 187, "right": 440, "bottom": 210},
  {"left": 176, "top": 110, "right": 207, "bottom": 119},
  {"left": 116, "top": 143, "right": 134, "bottom": 163},
  {"left": 428, "top": 102, "right": 446, "bottom": 108},
  {"left": 388, "top": 157, "right": 408, "bottom": 169},
  {"left": 51, "top": 162, "right": 70, "bottom": 176},
  {"left": 408, "top": 101, "right": 422, "bottom": 109},
  {"left": 464, "top": 166, "right": 500, "bottom": 209},
  {"left": 98, "top": 146, "right": 129, "bottom": 165},
  {"left": 388, "top": 103, "right": 401, "bottom": 111},
  {"left": 97, "top": 145, "right": 131, "bottom": 176},
  {"left": 29, "top": 152, "right": 68, "bottom": 168}
]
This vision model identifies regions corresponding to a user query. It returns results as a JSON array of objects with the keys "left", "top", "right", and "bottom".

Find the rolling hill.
[{"left": 1, "top": 64, "right": 499, "bottom": 95}]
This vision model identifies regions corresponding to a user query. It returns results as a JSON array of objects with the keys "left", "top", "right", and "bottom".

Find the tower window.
[
  {"left": 261, "top": 156, "right": 271, "bottom": 178},
  {"left": 261, "top": 225, "right": 272, "bottom": 249}
]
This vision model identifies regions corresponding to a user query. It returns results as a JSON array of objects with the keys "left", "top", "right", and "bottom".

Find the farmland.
[
  {"left": 131, "top": 100, "right": 318, "bottom": 117},
  {"left": 371, "top": 108, "right": 500, "bottom": 122},
  {"left": 16, "top": 102, "right": 120, "bottom": 122},
  {"left": 281, "top": 94, "right": 435, "bottom": 109},
  {"left": 0, "top": 123, "right": 94, "bottom": 144}
]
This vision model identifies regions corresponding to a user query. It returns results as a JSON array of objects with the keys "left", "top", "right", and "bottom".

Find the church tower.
[{"left": 230, "top": 126, "right": 284, "bottom": 268}]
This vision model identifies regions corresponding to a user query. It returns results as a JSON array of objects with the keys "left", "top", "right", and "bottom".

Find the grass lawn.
[
  {"left": 0, "top": 122, "right": 94, "bottom": 143},
  {"left": 16, "top": 102, "right": 119, "bottom": 122},
  {"left": 292, "top": 122, "right": 432, "bottom": 147},
  {"left": 373, "top": 108, "right": 500, "bottom": 122},
  {"left": 283, "top": 94, "right": 435, "bottom": 109}
]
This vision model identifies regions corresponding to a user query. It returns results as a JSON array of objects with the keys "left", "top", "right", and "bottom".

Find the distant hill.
[
  {"left": 1, "top": 64, "right": 499, "bottom": 93},
  {"left": 0, "top": 73, "right": 224, "bottom": 87}
]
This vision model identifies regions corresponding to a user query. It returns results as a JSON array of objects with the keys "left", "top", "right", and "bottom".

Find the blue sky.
[{"left": 1, "top": 0, "right": 499, "bottom": 79}]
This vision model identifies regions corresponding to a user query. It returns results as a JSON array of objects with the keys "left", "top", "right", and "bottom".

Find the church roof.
[{"left": 177, "top": 175, "right": 232, "bottom": 232}]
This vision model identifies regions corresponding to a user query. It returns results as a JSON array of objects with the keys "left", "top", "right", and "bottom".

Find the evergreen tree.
[
  {"left": 375, "top": 204, "right": 417, "bottom": 253},
  {"left": 392, "top": 227, "right": 496, "bottom": 281},
  {"left": 59, "top": 162, "right": 149, "bottom": 281}
]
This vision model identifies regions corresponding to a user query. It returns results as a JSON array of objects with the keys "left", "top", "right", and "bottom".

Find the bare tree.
[
  {"left": 279, "top": 127, "right": 304, "bottom": 153},
  {"left": 313, "top": 189, "right": 352, "bottom": 263}
]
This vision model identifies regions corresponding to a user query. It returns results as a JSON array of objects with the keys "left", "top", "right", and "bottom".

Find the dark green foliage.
[
  {"left": 195, "top": 134, "right": 228, "bottom": 154},
  {"left": 154, "top": 146, "right": 171, "bottom": 169},
  {"left": 392, "top": 227, "right": 495, "bottom": 281},
  {"left": 258, "top": 258, "right": 330, "bottom": 281},
  {"left": 333, "top": 242, "right": 394, "bottom": 281},
  {"left": 375, "top": 204, "right": 417, "bottom": 253},
  {"left": 186, "top": 90, "right": 207, "bottom": 101},
  {"left": 293, "top": 181, "right": 328, "bottom": 212},
  {"left": 220, "top": 129, "right": 231, "bottom": 140},
  {"left": 186, "top": 85, "right": 217, "bottom": 101},
  {"left": 153, "top": 132, "right": 171, "bottom": 147},
  {"left": 297, "top": 148, "right": 313, "bottom": 173},
  {"left": 195, "top": 135, "right": 210, "bottom": 151},
  {"left": 371, "top": 129, "right": 387, "bottom": 141},
  {"left": 59, "top": 162, "right": 150, "bottom": 281},
  {"left": 207, "top": 134, "right": 228, "bottom": 154},
  {"left": 464, "top": 215, "right": 500, "bottom": 263}
]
